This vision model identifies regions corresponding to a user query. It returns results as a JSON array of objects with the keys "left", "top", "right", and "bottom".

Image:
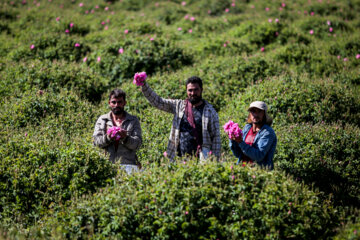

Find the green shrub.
[
  {"left": 276, "top": 27, "right": 311, "bottom": 45},
  {"left": 56, "top": 22, "right": 90, "bottom": 36},
  {"left": 0, "top": 135, "right": 115, "bottom": 227},
  {"left": 0, "top": 60, "right": 108, "bottom": 102},
  {"left": 334, "top": 214, "right": 360, "bottom": 240},
  {"left": 31, "top": 162, "right": 339, "bottom": 239},
  {"left": 220, "top": 76, "right": 360, "bottom": 126},
  {"left": 299, "top": 17, "right": 352, "bottom": 38},
  {"left": 155, "top": 3, "right": 188, "bottom": 25},
  {"left": 0, "top": 89, "right": 101, "bottom": 128},
  {"left": 0, "top": 23, "right": 11, "bottom": 34},
  {"left": 329, "top": 38, "right": 360, "bottom": 64},
  {"left": 199, "top": 37, "right": 252, "bottom": 56},
  {"left": 10, "top": 35, "right": 91, "bottom": 62},
  {"left": 197, "top": 0, "right": 234, "bottom": 16},
  {"left": 275, "top": 43, "right": 344, "bottom": 76},
  {"left": 199, "top": 56, "right": 281, "bottom": 109},
  {"left": 275, "top": 123, "right": 360, "bottom": 206},
  {"left": 87, "top": 37, "right": 193, "bottom": 85},
  {"left": 230, "top": 22, "right": 283, "bottom": 47},
  {"left": 306, "top": 2, "right": 355, "bottom": 20},
  {"left": 0, "top": 9, "right": 17, "bottom": 21}
]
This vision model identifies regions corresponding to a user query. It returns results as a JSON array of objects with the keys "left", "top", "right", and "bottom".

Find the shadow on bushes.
[{"left": 275, "top": 123, "right": 360, "bottom": 206}]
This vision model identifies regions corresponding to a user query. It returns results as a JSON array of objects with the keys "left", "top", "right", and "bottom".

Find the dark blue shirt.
[{"left": 178, "top": 103, "right": 205, "bottom": 156}]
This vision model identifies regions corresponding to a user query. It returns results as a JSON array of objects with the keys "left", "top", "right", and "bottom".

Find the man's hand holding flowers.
[{"left": 107, "top": 126, "right": 127, "bottom": 141}]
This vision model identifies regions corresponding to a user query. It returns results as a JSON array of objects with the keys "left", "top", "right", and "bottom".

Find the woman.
[{"left": 229, "top": 101, "right": 277, "bottom": 170}]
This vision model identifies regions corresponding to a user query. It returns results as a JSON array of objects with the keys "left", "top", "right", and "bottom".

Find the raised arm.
[{"left": 141, "top": 82, "right": 179, "bottom": 114}]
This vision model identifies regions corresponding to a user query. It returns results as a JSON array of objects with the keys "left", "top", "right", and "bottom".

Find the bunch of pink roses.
[
  {"left": 223, "top": 120, "right": 243, "bottom": 139},
  {"left": 107, "top": 126, "right": 125, "bottom": 140},
  {"left": 133, "top": 72, "right": 147, "bottom": 86}
]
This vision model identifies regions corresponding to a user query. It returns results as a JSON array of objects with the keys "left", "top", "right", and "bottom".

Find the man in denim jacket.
[{"left": 229, "top": 101, "right": 277, "bottom": 170}]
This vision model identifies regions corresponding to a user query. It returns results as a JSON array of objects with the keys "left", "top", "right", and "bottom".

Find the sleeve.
[
  {"left": 209, "top": 112, "right": 221, "bottom": 160},
  {"left": 229, "top": 139, "right": 242, "bottom": 159},
  {"left": 121, "top": 117, "right": 142, "bottom": 151},
  {"left": 238, "top": 130, "right": 275, "bottom": 164},
  {"left": 141, "top": 82, "right": 179, "bottom": 114},
  {"left": 93, "top": 117, "right": 112, "bottom": 148}
]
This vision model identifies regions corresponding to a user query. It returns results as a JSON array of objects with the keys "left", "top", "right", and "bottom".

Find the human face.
[
  {"left": 186, "top": 83, "right": 202, "bottom": 105},
  {"left": 109, "top": 96, "right": 126, "bottom": 115},
  {"left": 249, "top": 108, "right": 265, "bottom": 124}
]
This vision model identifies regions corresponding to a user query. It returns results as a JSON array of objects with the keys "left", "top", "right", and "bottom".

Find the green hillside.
[{"left": 0, "top": 0, "right": 359, "bottom": 238}]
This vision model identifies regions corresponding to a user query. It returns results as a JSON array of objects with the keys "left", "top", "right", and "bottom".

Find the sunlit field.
[{"left": 0, "top": 0, "right": 359, "bottom": 238}]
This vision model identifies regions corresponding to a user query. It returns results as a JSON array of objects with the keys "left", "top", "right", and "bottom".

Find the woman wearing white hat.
[{"left": 229, "top": 101, "right": 277, "bottom": 170}]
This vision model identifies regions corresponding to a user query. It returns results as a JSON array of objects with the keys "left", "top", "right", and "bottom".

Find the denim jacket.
[{"left": 229, "top": 123, "right": 277, "bottom": 170}]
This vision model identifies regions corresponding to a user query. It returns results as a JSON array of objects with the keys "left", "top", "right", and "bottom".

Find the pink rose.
[
  {"left": 223, "top": 120, "right": 243, "bottom": 139},
  {"left": 133, "top": 72, "right": 147, "bottom": 86},
  {"left": 107, "top": 126, "right": 125, "bottom": 140}
]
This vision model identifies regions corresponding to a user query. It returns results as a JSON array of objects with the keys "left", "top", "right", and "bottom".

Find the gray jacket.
[{"left": 93, "top": 111, "right": 142, "bottom": 165}]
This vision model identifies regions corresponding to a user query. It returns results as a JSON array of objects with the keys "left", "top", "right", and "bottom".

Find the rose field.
[{"left": 0, "top": 0, "right": 360, "bottom": 239}]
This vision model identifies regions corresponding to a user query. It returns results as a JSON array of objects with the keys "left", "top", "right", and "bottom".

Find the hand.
[
  {"left": 231, "top": 135, "right": 242, "bottom": 143},
  {"left": 118, "top": 129, "right": 128, "bottom": 139}
]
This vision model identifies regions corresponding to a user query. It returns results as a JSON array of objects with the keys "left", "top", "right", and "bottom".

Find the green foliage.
[
  {"left": 0, "top": 132, "right": 116, "bottom": 227},
  {"left": 87, "top": 37, "right": 193, "bottom": 85},
  {"left": 275, "top": 123, "right": 360, "bottom": 205},
  {"left": 275, "top": 43, "right": 345, "bottom": 76},
  {"left": 0, "top": 60, "right": 108, "bottom": 102},
  {"left": 299, "top": 17, "right": 352, "bottom": 38},
  {"left": 198, "top": 56, "right": 281, "bottom": 109},
  {"left": 0, "top": 89, "right": 100, "bottom": 128},
  {"left": 221, "top": 76, "right": 360, "bottom": 126},
  {"left": 329, "top": 37, "right": 360, "bottom": 62},
  {"left": 1, "top": 0, "right": 360, "bottom": 237},
  {"left": 32, "top": 162, "right": 339, "bottom": 239},
  {"left": 10, "top": 35, "right": 91, "bottom": 62}
]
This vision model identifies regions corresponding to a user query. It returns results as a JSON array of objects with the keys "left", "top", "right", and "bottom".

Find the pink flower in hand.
[
  {"left": 107, "top": 126, "right": 124, "bottom": 140},
  {"left": 223, "top": 120, "right": 234, "bottom": 132},
  {"left": 223, "top": 120, "right": 243, "bottom": 139},
  {"left": 133, "top": 72, "right": 147, "bottom": 86}
]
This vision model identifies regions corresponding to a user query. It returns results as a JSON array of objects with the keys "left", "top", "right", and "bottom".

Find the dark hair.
[
  {"left": 186, "top": 76, "right": 203, "bottom": 89},
  {"left": 109, "top": 89, "right": 126, "bottom": 101}
]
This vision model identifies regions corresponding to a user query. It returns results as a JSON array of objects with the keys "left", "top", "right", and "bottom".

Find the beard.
[
  {"left": 188, "top": 96, "right": 202, "bottom": 105},
  {"left": 112, "top": 107, "right": 124, "bottom": 115}
]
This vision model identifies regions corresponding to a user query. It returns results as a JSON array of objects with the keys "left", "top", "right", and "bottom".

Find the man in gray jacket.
[{"left": 93, "top": 89, "right": 142, "bottom": 174}]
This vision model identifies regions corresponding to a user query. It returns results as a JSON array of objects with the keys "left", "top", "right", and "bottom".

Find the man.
[
  {"left": 229, "top": 101, "right": 277, "bottom": 170},
  {"left": 93, "top": 89, "right": 142, "bottom": 174},
  {"left": 141, "top": 76, "right": 221, "bottom": 162}
]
